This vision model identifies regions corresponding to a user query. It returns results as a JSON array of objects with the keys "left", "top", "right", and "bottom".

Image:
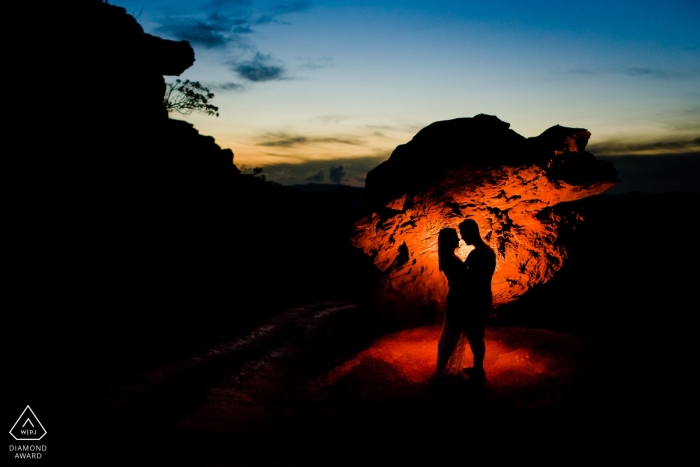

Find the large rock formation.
[
  {"left": 352, "top": 114, "right": 618, "bottom": 326},
  {"left": 8, "top": 1, "right": 372, "bottom": 392}
]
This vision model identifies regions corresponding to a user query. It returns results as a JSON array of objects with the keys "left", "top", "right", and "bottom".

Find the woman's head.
[{"left": 438, "top": 228, "right": 459, "bottom": 254}]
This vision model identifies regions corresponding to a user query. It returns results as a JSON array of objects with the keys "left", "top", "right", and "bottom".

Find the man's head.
[{"left": 458, "top": 219, "right": 481, "bottom": 245}]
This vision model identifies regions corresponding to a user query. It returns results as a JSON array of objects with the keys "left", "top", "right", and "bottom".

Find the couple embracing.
[{"left": 436, "top": 219, "right": 496, "bottom": 380}]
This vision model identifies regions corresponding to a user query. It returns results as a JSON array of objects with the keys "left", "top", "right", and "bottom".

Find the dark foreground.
[
  {"left": 51, "top": 301, "right": 636, "bottom": 465},
  {"left": 7, "top": 192, "right": 697, "bottom": 465}
]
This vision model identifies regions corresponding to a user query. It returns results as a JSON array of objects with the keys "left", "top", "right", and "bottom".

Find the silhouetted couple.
[{"left": 436, "top": 219, "right": 496, "bottom": 380}]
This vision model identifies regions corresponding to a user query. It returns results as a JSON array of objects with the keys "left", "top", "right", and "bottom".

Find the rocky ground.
[{"left": 75, "top": 301, "right": 626, "bottom": 465}]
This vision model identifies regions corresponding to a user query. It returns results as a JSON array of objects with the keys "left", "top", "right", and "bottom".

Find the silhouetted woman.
[{"left": 435, "top": 228, "right": 469, "bottom": 377}]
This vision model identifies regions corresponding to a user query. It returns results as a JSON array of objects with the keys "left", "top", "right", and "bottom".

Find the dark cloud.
[
  {"left": 209, "top": 81, "right": 246, "bottom": 92},
  {"left": 252, "top": 1, "right": 311, "bottom": 25},
  {"left": 231, "top": 53, "right": 286, "bottom": 82},
  {"left": 158, "top": 13, "right": 231, "bottom": 48},
  {"left": 624, "top": 67, "right": 653, "bottom": 76},
  {"left": 588, "top": 137, "right": 700, "bottom": 156},
  {"left": 329, "top": 165, "right": 346, "bottom": 184},
  {"left": 156, "top": 2, "right": 322, "bottom": 87},
  {"left": 257, "top": 132, "right": 364, "bottom": 148},
  {"left": 307, "top": 170, "right": 324, "bottom": 182},
  {"left": 271, "top": 1, "right": 312, "bottom": 14},
  {"left": 232, "top": 25, "right": 254, "bottom": 33},
  {"left": 206, "top": 0, "right": 253, "bottom": 7},
  {"left": 621, "top": 67, "right": 689, "bottom": 79},
  {"left": 565, "top": 67, "right": 695, "bottom": 80},
  {"left": 253, "top": 14, "right": 278, "bottom": 25}
]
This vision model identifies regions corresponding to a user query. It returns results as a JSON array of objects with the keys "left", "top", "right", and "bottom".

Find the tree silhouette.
[{"left": 164, "top": 79, "right": 219, "bottom": 117}]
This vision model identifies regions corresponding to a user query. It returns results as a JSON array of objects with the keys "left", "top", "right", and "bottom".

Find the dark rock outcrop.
[
  {"left": 7, "top": 2, "right": 371, "bottom": 399},
  {"left": 365, "top": 114, "right": 617, "bottom": 210}
]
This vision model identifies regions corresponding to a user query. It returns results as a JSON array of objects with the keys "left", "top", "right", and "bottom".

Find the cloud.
[
  {"left": 299, "top": 56, "right": 333, "bottom": 70},
  {"left": 307, "top": 170, "right": 324, "bottom": 182},
  {"left": 158, "top": 13, "right": 231, "bottom": 48},
  {"left": 256, "top": 132, "right": 364, "bottom": 148},
  {"left": 231, "top": 53, "right": 286, "bottom": 82},
  {"left": 160, "top": 2, "right": 309, "bottom": 46},
  {"left": 624, "top": 67, "right": 653, "bottom": 76},
  {"left": 232, "top": 25, "right": 254, "bottom": 33},
  {"left": 317, "top": 114, "right": 346, "bottom": 124},
  {"left": 588, "top": 137, "right": 700, "bottom": 156},
  {"left": 621, "top": 67, "right": 690, "bottom": 79},
  {"left": 209, "top": 81, "right": 246, "bottom": 92},
  {"left": 364, "top": 122, "right": 426, "bottom": 134},
  {"left": 255, "top": 1, "right": 312, "bottom": 24},
  {"left": 564, "top": 67, "right": 695, "bottom": 80},
  {"left": 155, "top": 2, "right": 324, "bottom": 89},
  {"left": 251, "top": 1, "right": 311, "bottom": 26},
  {"left": 206, "top": 0, "right": 253, "bottom": 7},
  {"left": 329, "top": 165, "right": 346, "bottom": 184}
]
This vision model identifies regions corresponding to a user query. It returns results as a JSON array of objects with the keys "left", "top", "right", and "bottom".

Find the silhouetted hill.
[
  {"left": 290, "top": 183, "right": 360, "bottom": 192},
  {"left": 283, "top": 184, "right": 366, "bottom": 210}
]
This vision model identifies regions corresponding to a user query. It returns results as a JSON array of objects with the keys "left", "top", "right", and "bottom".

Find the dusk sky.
[{"left": 115, "top": 0, "right": 699, "bottom": 188}]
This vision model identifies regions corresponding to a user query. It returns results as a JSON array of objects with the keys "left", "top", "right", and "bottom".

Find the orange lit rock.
[{"left": 352, "top": 114, "right": 618, "bottom": 325}]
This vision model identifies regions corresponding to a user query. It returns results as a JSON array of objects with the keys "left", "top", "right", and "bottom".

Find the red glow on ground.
[{"left": 326, "top": 325, "right": 579, "bottom": 387}]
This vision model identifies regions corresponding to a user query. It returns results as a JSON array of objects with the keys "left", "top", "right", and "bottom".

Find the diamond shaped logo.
[{"left": 9, "top": 406, "right": 46, "bottom": 441}]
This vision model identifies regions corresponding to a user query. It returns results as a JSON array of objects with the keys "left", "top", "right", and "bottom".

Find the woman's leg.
[{"left": 436, "top": 322, "right": 462, "bottom": 376}]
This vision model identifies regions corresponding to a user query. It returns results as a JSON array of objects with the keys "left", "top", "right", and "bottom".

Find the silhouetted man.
[{"left": 458, "top": 219, "right": 496, "bottom": 379}]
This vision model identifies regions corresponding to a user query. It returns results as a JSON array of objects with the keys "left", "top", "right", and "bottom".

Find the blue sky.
[{"left": 115, "top": 0, "right": 699, "bottom": 187}]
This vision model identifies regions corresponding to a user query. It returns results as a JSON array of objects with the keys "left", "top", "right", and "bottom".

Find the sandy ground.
[{"left": 81, "top": 302, "right": 621, "bottom": 465}]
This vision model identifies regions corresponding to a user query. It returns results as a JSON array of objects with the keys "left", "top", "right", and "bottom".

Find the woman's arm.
[{"left": 440, "top": 253, "right": 465, "bottom": 279}]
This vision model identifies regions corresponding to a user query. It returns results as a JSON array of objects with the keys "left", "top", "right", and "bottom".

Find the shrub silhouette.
[{"left": 164, "top": 79, "right": 219, "bottom": 117}]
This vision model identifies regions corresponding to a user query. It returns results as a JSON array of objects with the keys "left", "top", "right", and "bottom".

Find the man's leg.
[
  {"left": 464, "top": 311, "right": 487, "bottom": 376},
  {"left": 465, "top": 327, "right": 485, "bottom": 372}
]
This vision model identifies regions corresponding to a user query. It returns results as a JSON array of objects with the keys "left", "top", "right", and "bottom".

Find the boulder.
[{"left": 352, "top": 114, "right": 618, "bottom": 327}]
